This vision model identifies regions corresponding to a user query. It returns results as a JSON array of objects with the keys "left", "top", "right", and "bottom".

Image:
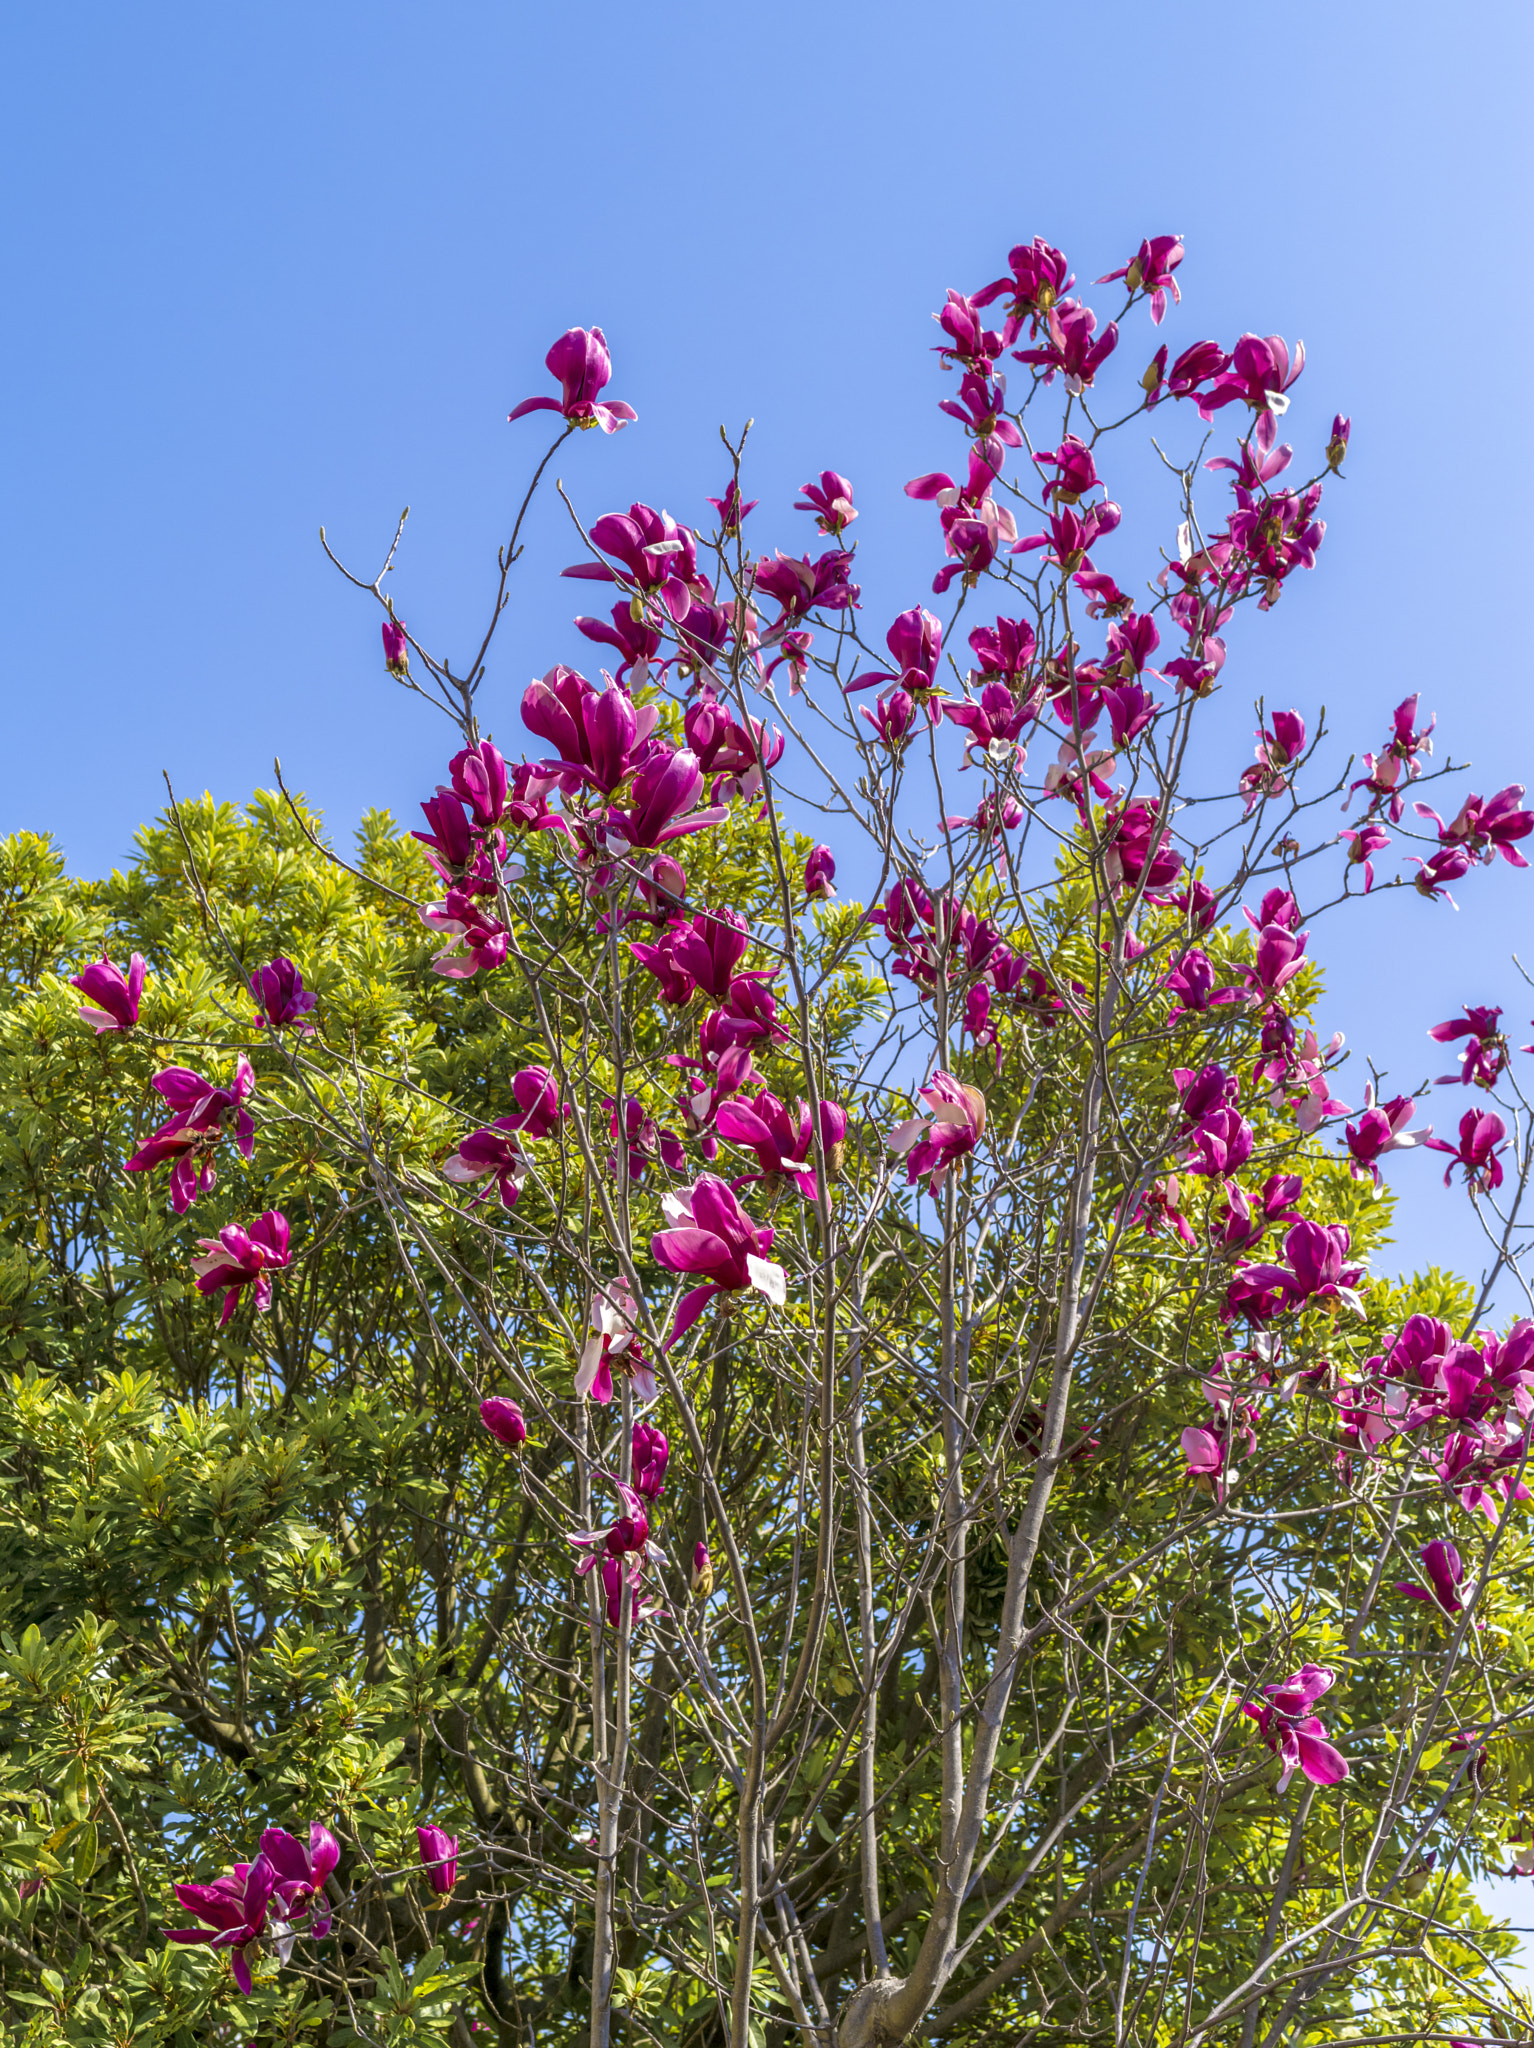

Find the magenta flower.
[
  {"left": 716, "top": 1092, "right": 847, "bottom": 1198},
  {"left": 569, "top": 1474, "right": 664, "bottom": 1628},
  {"left": 261, "top": 1825, "right": 339, "bottom": 1945},
  {"left": 166, "top": 1852, "right": 278, "bottom": 1995},
  {"left": 1395, "top": 1540, "right": 1465, "bottom": 1614},
  {"left": 1344, "top": 1089, "right": 1430, "bottom": 1185},
  {"left": 968, "top": 614, "right": 1037, "bottom": 686},
  {"left": 1033, "top": 435, "right": 1101, "bottom": 504},
  {"left": 577, "top": 1280, "right": 656, "bottom": 1404},
  {"left": 698, "top": 974, "right": 789, "bottom": 1055},
  {"left": 70, "top": 952, "right": 145, "bottom": 1034},
  {"left": 1416, "top": 785, "right": 1534, "bottom": 869},
  {"left": 191, "top": 1211, "right": 291, "bottom": 1329},
  {"left": 1327, "top": 414, "right": 1351, "bottom": 472},
  {"left": 563, "top": 504, "right": 706, "bottom": 622},
  {"left": 382, "top": 618, "right": 409, "bottom": 677},
  {"left": 1164, "top": 949, "right": 1246, "bottom": 1022},
  {"left": 1243, "top": 1665, "right": 1349, "bottom": 1792},
  {"left": 1346, "top": 694, "right": 1436, "bottom": 821},
  {"left": 982, "top": 236, "right": 1073, "bottom": 324},
  {"left": 521, "top": 666, "right": 659, "bottom": 796},
  {"left": 946, "top": 680, "right": 1032, "bottom": 764},
  {"left": 1233, "top": 1221, "right": 1365, "bottom": 1320},
  {"left": 630, "top": 923, "right": 697, "bottom": 1006},
  {"left": 416, "top": 1826, "right": 458, "bottom": 1896},
  {"left": 480, "top": 1396, "right": 527, "bottom": 1447},
  {"left": 669, "top": 909, "right": 750, "bottom": 1001},
  {"left": 419, "top": 890, "right": 509, "bottom": 979},
  {"left": 1245, "top": 923, "right": 1308, "bottom": 1002},
  {"left": 934, "top": 290, "right": 1008, "bottom": 371},
  {"left": 683, "top": 689, "right": 784, "bottom": 803},
  {"left": 250, "top": 957, "right": 317, "bottom": 1034},
  {"left": 605, "top": 750, "right": 730, "bottom": 853},
  {"left": 887, "top": 1072, "right": 986, "bottom": 1195},
  {"left": 1102, "top": 801, "right": 1183, "bottom": 891},
  {"left": 1100, "top": 679, "right": 1159, "bottom": 749},
  {"left": 445, "top": 739, "right": 509, "bottom": 828},
  {"left": 849, "top": 606, "right": 944, "bottom": 706},
  {"left": 1181, "top": 1424, "right": 1225, "bottom": 1489},
  {"left": 650, "top": 1175, "right": 787, "bottom": 1347},
  {"left": 632, "top": 1420, "right": 669, "bottom": 1500},
  {"left": 125, "top": 1058, "right": 257, "bottom": 1214},
  {"left": 1426, "top": 1109, "right": 1508, "bottom": 1193},
  {"left": 1339, "top": 821, "right": 1391, "bottom": 891},
  {"left": 1431, "top": 1006, "right": 1507, "bottom": 1089},
  {"left": 1181, "top": 1106, "right": 1254, "bottom": 1179},
  {"left": 754, "top": 548, "right": 861, "bottom": 624},
  {"left": 1200, "top": 333, "right": 1306, "bottom": 442},
  {"left": 804, "top": 845, "right": 837, "bottom": 901},
  {"left": 508, "top": 326, "right": 636, "bottom": 434},
  {"left": 1142, "top": 338, "right": 1231, "bottom": 407},
  {"left": 707, "top": 480, "right": 758, "bottom": 536},
  {"left": 1408, "top": 845, "right": 1473, "bottom": 907},
  {"left": 1014, "top": 298, "right": 1118, "bottom": 392},
  {"left": 1097, "top": 234, "right": 1184, "bottom": 323},
  {"left": 937, "top": 369, "right": 1023, "bottom": 444},
  {"left": 794, "top": 470, "right": 857, "bottom": 534},
  {"left": 861, "top": 687, "right": 917, "bottom": 751}
]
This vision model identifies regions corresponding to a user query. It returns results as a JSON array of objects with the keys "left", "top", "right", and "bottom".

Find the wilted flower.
[
  {"left": 888, "top": 1072, "right": 986, "bottom": 1195},
  {"left": 577, "top": 1281, "right": 656, "bottom": 1404},
  {"left": 1243, "top": 1665, "right": 1349, "bottom": 1792}
]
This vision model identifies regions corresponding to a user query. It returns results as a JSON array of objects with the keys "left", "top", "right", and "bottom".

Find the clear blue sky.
[{"left": 3, "top": 0, "right": 1532, "bottom": 1289}]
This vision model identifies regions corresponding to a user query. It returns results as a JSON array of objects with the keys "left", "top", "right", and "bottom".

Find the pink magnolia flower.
[
  {"left": 1131, "top": 1174, "right": 1197, "bottom": 1250},
  {"left": 508, "top": 326, "right": 636, "bottom": 434},
  {"left": 650, "top": 1175, "right": 787, "bottom": 1347},
  {"left": 804, "top": 845, "right": 837, "bottom": 900},
  {"left": 849, "top": 607, "right": 944, "bottom": 705},
  {"left": 1395, "top": 1540, "right": 1465, "bottom": 1615},
  {"left": 1033, "top": 435, "right": 1101, "bottom": 504},
  {"left": 445, "top": 739, "right": 509, "bottom": 828},
  {"left": 1408, "top": 844, "right": 1474, "bottom": 907},
  {"left": 1164, "top": 949, "right": 1247, "bottom": 1023},
  {"left": 190, "top": 1211, "right": 291, "bottom": 1329},
  {"left": 861, "top": 687, "right": 917, "bottom": 750},
  {"left": 707, "top": 480, "right": 757, "bottom": 536},
  {"left": 632, "top": 1420, "right": 669, "bottom": 1500},
  {"left": 604, "top": 750, "right": 730, "bottom": 853},
  {"left": 1339, "top": 821, "right": 1390, "bottom": 891},
  {"left": 715, "top": 1093, "right": 847, "bottom": 1197},
  {"left": 521, "top": 666, "right": 660, "bottom": 796},
  {"left": 937, "top": 369, "right": 1022, "bottom": 443},
  {"left": 1200, "top": 334, "right": 1306, "bottom": 446},
  {"left": 1426, "top": 1109, "right": 1508, "bottom": 1193},
  {"left": 563, "top": 505, "right": 706, "bottom": 620},
  {"left": 683, "top": 690, "right": 784, "bottom": 805},
  {"left": 166, "top": 1852, "right": 279, "bottom": 1996},
  {"left": 979, "top": 236, "right": 1073, "bottom": 325},
  {"left": 753, "top": 548, "right": 860, "bottom": 625},
  {"left": 577, "top": 1281, "right": 656, "bottom": 1404},
  {"left": 416, "top": 1826, "right": 458, "bottom": 1896},
  {"left": 1346, "top": 694, "right": 1435, "bottom": 821},
  {"left": 70, "top": 952, "right": 145, "bottom": 1034},
  {"left": 569, "top": 1474, "right": 664, "bottom": 1628},
  {"left": 1243, "top": 1665, "right": 1349, "bottom": 1792},
  {"left": 480, "top": 1397, "right": 527, "bottom": 1447},
  {"left": 968, "top": 614, "right": 1037, "bottom": 686},
  {"left": 382, "top": 618, "right": 409, "bottom": 677},
  {"left": 1431, "top": 1006, "right": 1507, "bottom": 1089},
  {"left": 1344, "top": 1089, "right": 1430, "bottom": 1186},
  {"left": 250, "top": 957, "right": 317, "bottom": 1033},
  {"left": 669, "top": 908, "right": 750, "bottom": 1001},
  {"left": 260, "top": 1825, "right": 340, "bottom": 1949},
  {"left": 946, "top": 680, "right": 1032, "bottom": 764},
  {"left": 888, "top": 1072, "right": 986, "bottom": 1195},
  {"left": 794, "top": 469, "right": 857, "bottom": 534},
  {"left": 1232, "top": 1221, "right": 1365, "bottom": 1321},
  {"left": 1415, "top": 785, "right": 1534, "bottom": 869},
  {"left": 1102, "top": 801, "right": 1183, "bottom": 891},
  {"left": 1097, "top": 234, "right": 1184, "bottom": 323},
  {"left": 1014, "top": 297, "right": 1118, "bottom": 392},
  {"left": 933, "top": 292, "right": 1008, "bottom": 372},
  {"left": 419, "top": 890, "right": 510, "bottom": 978},
  {"left": 1244, "top": 923, "right": 1308, "bottom": 1003},
  {"left": 1181, "top": 1424, "right": 1226, "bottom": 1491},
  {"left": 125, "top": 1058, "right": 257, "bottom": 1214}
]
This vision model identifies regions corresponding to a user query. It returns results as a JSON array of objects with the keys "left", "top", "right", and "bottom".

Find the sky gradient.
[{"left": 3, "top": 0, "right": 1533, "bottom": 1294}]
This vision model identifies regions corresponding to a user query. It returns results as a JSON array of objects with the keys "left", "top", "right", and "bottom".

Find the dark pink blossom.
[
  {"left": 575, "top": 603, "right": 661, "bottom": 684},
  {"left": 1432, "top": 1007, "right": 1508, "bottom": 1089},
  {"left": 1395, "top": 1540, "right": 1465, "bottom": 1614},
  {"left": 480, "top": 1396, "right": 527, "bottom": 1448},
  {"left": 754, "top": 548, "right": 860, "bottom": 625},
  {"left": 191, "top": 1211, "right": 291, "bottom": 1329},
  {"left": 605, "top": 750, "right": 730, "bottom": 853},
  {"left": 707, "top": 480, "right": 757, "bottom": 536},
  {"left": 420, "top": 890, "right": 509, "bottom": 978},
  {"left": 888, "top": 1072, "right": 986, "bottom": 1195},
  {"left": 1143, "top": 339, "right": 1231, "bottom": 407},
  {"left": 250, "top": 957, "right": 317, "bottom": 1034},
  {"left": 1339, "top": 821, "right": 1390, "bottom": 891},
  {"left": 794, "top": 470, "right": 857, "bottom": 535},
  {"left": 125, "top": 1058, "right": 256, "bottom": 1214},
  {"left": 1164, "top": 949, "right": 1246, "bottom": 1023},
  {"left": 1344, "top": 1089, "right": 1430, "bottom": 1185},
  {"left": 1409, "top": 844, "right": 1474, "bottom": 907},
  {"left": 508, "top": 326, "right": 636, "bottom": 434},
  {"left": 1103, "top": 801, "right": 1183, "bottom": 891},
  {"left": 1097, "top": 235, "right": 1184, "bottom": 323},
  {"left": 1200, "top": 334, "right": 1306, "bottom": 451},
  {"left": 650, "top": 1175, "right": 787, "bottom": 1347},
  {"left": 716, "top": 1093, "right": 847, "bottom": 1198},
  {"left": 1346, "top": 694, "right": 1436, "bottom": 821},
  {"left": 861, "top": 687, "right": 917, "bottom": 750},
  {"left": 969, "top": 616, "right": 1037, "bottom": 687},
  {"left": 933, "top": 291, "right": 1008, "bottom": 371},
  {"left": 577, "top": 1282, "right": 655, "bottom": 1404},
  {"left": 1014, "top": 298, "right": 1118, "bottom": 392},
  {"left": 937, "top": 370, "right": 1023, "bottom": 444},
  {"left": 632, "top": 1421, "right": 669, "bottom": 1501},
  {"left": 946, "top": 680, "right": 1032, "bottom": 763},
  {"left": 382, "top": 618, "right": 409, "bottom": 677},
  {"left": 1243, "top": 1665, "right": 1349, "bottom": 1792},
  {"left": 979, "top": 236, "right": 1073, "bottom": 327},
  {"left": 804, "top": 846, "right": 837, "bottom": 900},
  {"left": 71, "top": 952, "right": 145, "bottom": 1034},
  {"left": 1034, "top": 435, "right": 1101, "bottom": 504},
  {"left": 167, "top": 1853, "right": 279, "bottom": 1996},
  {"left": 563, "top": 505, "right": 705, "bottom": 621},
  {"left": 1426, "top": 1109, "right": 1508, "bottom": 1193},
  {"left": 416, "top": 1826, "right": 458, "bottom": 1896},
  {"left": 1415, "top": 785, "right": 1534, "bottom": 869}
]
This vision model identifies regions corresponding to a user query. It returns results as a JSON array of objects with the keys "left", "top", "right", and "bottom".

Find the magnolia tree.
[{"left": 9, "top": 234, "right": 1534, "bottom": 2048}]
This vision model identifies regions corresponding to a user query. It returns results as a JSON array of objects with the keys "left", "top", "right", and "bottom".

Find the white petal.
[{"left": 746, "top": 1256, "right": 787, "bottom": 1306}]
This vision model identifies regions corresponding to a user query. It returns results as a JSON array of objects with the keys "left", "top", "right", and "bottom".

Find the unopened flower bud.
[
  {"left": 479, "top": 1396, "right": 527, "bottom": 1447},
  {"left": 382, "top": 618, "right": 410, "bottom": 678},
  {"left": 690, "top": 1539, "right": 713, "bottom": 1600}
]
